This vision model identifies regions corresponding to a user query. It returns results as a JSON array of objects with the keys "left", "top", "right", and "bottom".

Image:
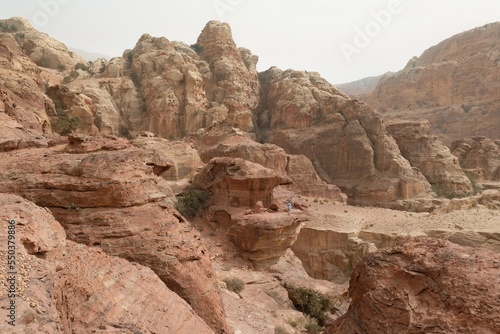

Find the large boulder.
[{"left": 327, "top": 237, "right": 500, "bottom": 334}]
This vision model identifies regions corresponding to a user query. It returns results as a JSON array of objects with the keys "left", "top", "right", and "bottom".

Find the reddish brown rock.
[
  {"left": 327, "top": 237, "right": 500, "bottom": 334},
  {"left": 387, "top": 120, "right": 473, "bottom": 196},
  {"left": 258, "top": 68, "right": 432, "bottom": 205},
  {"left": 227, "top": 212, "right": 308, "bottom": 269},
  {"left": 0, "top": 32, "right": 55, "bottom": 150},
  {"left": 451, "top": 137, "right": 500, "bottom": 181},
  {"left": 0, "top": 193, "right": 215, "bottom": 334},
  {"left": 196, "top": 21, "right": 260, "bottom": 132},
  {"left": 0, "top": 136, "right": 231, "bottom": 333},
  {"left": 0, "top": 17, "right": 86, "bottom": 71},
  {"left": 193, "top": 157, "right": 283, "bottom": 208},
  {"left": 364, "top": 22, "right": 500, "bottom": 145},
  {"left": 199, "top": 135, "right": 346, "bottom": 202}
]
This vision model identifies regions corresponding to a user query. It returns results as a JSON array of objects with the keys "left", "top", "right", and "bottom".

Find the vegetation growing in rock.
[
  {"left": 223, "top": 277, "right": 245, "bottom": 294},
  {"left": 289, "top": 287, "right": 331, "bottom": 326},
  {"left": 190, "top": 43, "right": 203, "bottom": 54},
  {"left": 176, "top": 186, "right": 210, "bottom": 218}
]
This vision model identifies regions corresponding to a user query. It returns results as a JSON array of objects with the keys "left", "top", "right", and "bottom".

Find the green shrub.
[
  {"left": 75, "top": 63, "right": 89, "bottom": 71},
  {"left": 176, "top": 186, "right": 209, "bottom": 218},
  {"left": 274, "top": 326, "right": 289, "bottom": 334},
  {"left": 223, "top": 277, "right": 245, "bottom": 294},
  {"left": 190, "top": 43, "right": 203, "bottom": 54},
  {"left": 304, "top": 322, "right": 322, "bottom": 333},
  {"left": 289, "top": 287, "right": 331, "bottom": 326}
]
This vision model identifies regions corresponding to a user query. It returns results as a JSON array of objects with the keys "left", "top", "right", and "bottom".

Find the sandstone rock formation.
[
  {"left": 199, "top": 134, "right": 346, "bottom": 202},
  {"left": 0, "top": 32, "right": 55, "bottom": 150},
  {"left": 327, "top": 237, "right": 500, "bottom": 334},
  {"left": 193, "top": 157, "right": 283, "bottom": 208},
  {"left": 364, "top": 22, "right": 500, "bottom": 145},
  {"left": 0, "top": 136, "right": 231, "bottom": 333},
  {"left": 0, "top": 17, "right": 86, "bottom": 71},
  {"left": 292, "top": 228, "right": 376, "bottom": 284},
  {"left": 0, "top": 193, "right": 215, "bottom": 334},
  {"left": 387, "top": 120, "right": 473, "bottom": 196},
  {"left": 451, "top": 136, "right": 500, "bottom": 181},
  {"left": 258, "top": 67, "right": 432, "bottom": 205},
  {"left": 227, "top": 213, "right": 307, "bottom": 269}
]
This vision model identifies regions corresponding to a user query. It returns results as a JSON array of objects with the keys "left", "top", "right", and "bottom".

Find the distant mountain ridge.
[
  {"left": 335, "top": 74, "right": 385, "bottom": 96},
  {"left": 69, "top": 47, "right": 111, "bottom": 61},
  {"left": 362, "top": 21, "right": 500, "bottom": 145}
]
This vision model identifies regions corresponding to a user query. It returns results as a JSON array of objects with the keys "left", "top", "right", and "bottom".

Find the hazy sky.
[{"left": 2, "top": 0, "right": 500, "bottom": 83}]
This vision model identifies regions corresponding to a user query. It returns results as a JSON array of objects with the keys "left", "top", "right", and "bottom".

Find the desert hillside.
[
  {"left": 361, "top": 22, "right": 500, "bottom": 145},
  {"left": 1, "top": 17, "right": 499, "bottom": 334}
]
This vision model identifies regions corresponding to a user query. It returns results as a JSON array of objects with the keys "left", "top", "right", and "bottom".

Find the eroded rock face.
[
  {"left": 364, "top": 22, "right": 500, "bottom": 144},
  {"left": 0, "top": 136, "right": 231, "bottom": 333},
  {"left": 327, "top": 237, "right": 500, "bottom": 334},
  {"left": 200, "top": 135, "right": 346, "bottom": 202},
  {"left": 292, "top": 228, "right": 376, "bottom": 284},
  {"left": 0, "top": 193, "right": 215, "bottom": 334},
  {"left": 196, "top": 21, "right": 260, "bottom": 132},
  {"left": 258, "top": 68, "right": 432, "bottom": 205},
  {"left": 0, "top": 17, "right": 86, "bottom": 71},
  {"left": 227, "top": 213, "right": 307, "bottom": 269},
  {"left": 0, "top": 32, "right": 55, "bottom": 150},
  {"left": 451, "top": 137, "right": 500, "bottom": 181},
  {"left": 193, "top": 157, "right": 283, "bottom": 208},
  {"left": 387, "top": 120, "right": 473, "bottom": 196}
]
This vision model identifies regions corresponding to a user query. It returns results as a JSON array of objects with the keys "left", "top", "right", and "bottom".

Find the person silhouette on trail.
[{"left": 287, "top": 201, "right": 292, "bottom": 214}]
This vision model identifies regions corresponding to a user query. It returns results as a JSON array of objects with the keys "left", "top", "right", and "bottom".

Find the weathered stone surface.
[
  {"left": 193, "top": 157, "right": 283, "bottom": 208},
  {"left": 196, "top": 21, "right": 260, "bottom": 132},
  {"left": 0, "top": 137, "right": 231, "bottom": 333},
  {"left": 451, "top": 136, "right": 500, "bottom": 181},
  {"left": 200, "top": 135, "right": 346, "bottom": 202},
  {"left": 387, "top": 120, "right": 473, "bottom": 196},
  {"left": 0, "top": 32, "right": 55, "bottom": 150},
  {"left": 0, "top": 193, "right": 215, "bottom": 334},
  {"left": 131, "top": 136, "right": 203, "bottom": 182},
  {"left": 227, "top": 212, "right": 307, "bottom": 269},
  {"left": 292, "top": 228, "right": 377, "bottom": 284},
  {"left": 327, "top": 237, "right": 500, "bottom": 334},
  {"left": 0, "top": 17, "right": 86, "bottom": 71},
  {"left": 364, "top": 22, "right": 500, "bottom": 145},
  {"left": 258, "top": 68, "right": 432, "bottom": 205}
]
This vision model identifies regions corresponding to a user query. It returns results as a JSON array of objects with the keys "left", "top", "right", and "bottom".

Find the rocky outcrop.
[
  {"left": 200, "top": 134, "right": 346, "bottom": 202},
  {"left": 0, "top": 136, "right": 231, "bottom": 333},
  {"left": 0, "top": 32, "right": 55, "bottom": 150},
  {"left": 193, "top": 157, "right": 283, "bottom": 208},
  {"left": 196, "top": 21, "right": 260, "bottom": 132},
  {"left": 126, "top": 20, "right": 259, "bottom": 139},
  {"left": 335, "top": 74, "right": 383, "bottom": 96},
  {"left": 0, "top": 17, "right": 86, "bottom": 71},
  {"left": 292, "top": 228, "right": 377, "bottom": 284},
  {"left": 364, "top": 22, "right": 500, "bottom": 145},
  {"left": 327, "top": 237, "right": 500, "bottom": 334},
  {"left": 227, "top": 212, "right": 307, "bottom": 269},
  {"left": 0, "top": 193, "right": 215, "bottom": 334},
  {"left": 451, "top": 136, "right": 500, "bottom": 181},
  {"left": 258, "top": 68, "right": 432, "bottom": 205},
  {"left": 387, "top": 120, "right": 473, "bottom": 196}
]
